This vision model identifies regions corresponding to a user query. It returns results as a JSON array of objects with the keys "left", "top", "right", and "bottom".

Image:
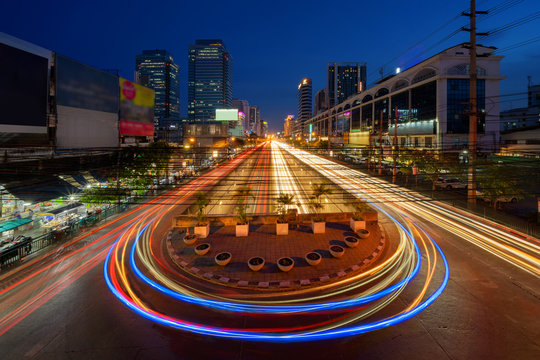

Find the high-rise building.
[
  {"left": 232, "top": 98, "right": 250, "bottom": 131},
  {"left": 249, "top": 105, "right": 260, "bottom": 135},
  {"left": 314, "top": 88, "right": 329, "bottom": 115},
  {"left": 284, "top": 115, "right": 294, "bottom": 137},
  {"left": 327, "top": 62, "right": 366, "bottom": 108},
  {"left": 135, "top": 50, "right": 180, "bottom": 130},
  {"left": 297, "top": 78, "right": 312, "bottom": 136},
  {"left": 188, "top": 40, "right": 232, "bottom": 121}
]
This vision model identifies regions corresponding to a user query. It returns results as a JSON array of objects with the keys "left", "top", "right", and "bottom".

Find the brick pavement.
[{"left": 167, "top": 220, "right": 386, "bottom": 290}]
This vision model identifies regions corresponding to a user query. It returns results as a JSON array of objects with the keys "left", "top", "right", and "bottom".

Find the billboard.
[
  {"left": 56, "top": 54, "right": 119, "bottom": 112},
  {"left": 119, "top": 78, "right": 155, "bottom": 136},
  {"left": 0, "top": 42, "right": 49, "bottom": 144},
  {"left": 215, "top": 109, "right": 238, "bottom": 121}
]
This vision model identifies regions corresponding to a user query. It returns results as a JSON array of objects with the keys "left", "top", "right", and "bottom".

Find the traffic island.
[{"left": 166, "top": 217, "right": 387, "bottom": 290}]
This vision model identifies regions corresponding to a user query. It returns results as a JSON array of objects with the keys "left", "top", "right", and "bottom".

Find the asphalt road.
[{"left": 0, "top": 142, "right": 538, "bottom": 360}]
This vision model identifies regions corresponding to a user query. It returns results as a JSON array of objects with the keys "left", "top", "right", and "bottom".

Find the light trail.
[
  {"left": 276, "top": 142, "right": 540, "bottom": 277},
  {"left": 100, "top": 141, "right": 449, "bottom": 342}
]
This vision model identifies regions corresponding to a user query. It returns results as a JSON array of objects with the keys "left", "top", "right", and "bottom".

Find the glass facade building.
[
  {"left": 327, "top": 62, "right": 367, "bottom": 108},
  {"left": 297, "top": 78, "right": 312, "bottom": 136},
  {"left": 135, "top": 50, "right": 180, "bottom": 128},
  {"left": 188, "top": 40, "right": 232, "bottom": 121},
  {"left": 447, "top": 79, "right": 485, "bottom": 134}
]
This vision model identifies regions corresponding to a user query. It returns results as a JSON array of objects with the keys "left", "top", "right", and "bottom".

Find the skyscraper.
[
  {"left": 297, "top": 78, "right": 312, "bottom": 136},
  {"left": 232, "top": 98, "right": 250, "bottom": 131},
  {"left": 327, "top": 62, "right": 367, "bottom": 108},
  {"left": 249, "top": 105, "right": 260, "bottom": 135},
  {"left": 188, "top": 40, "right": 232, "bottom": 121},
  {"left": 135, "top": 50, "right": 180, "bottom": 129}
]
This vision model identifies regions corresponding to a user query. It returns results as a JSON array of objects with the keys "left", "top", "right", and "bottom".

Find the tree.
[
  {"left": 310, "top": 182, "right": 331, "bottom": 222},
  {"left": 477, "top": 164, "right": 526, "bottom": 209},
  {"left": 276, "top": 193, "right": 296, "bottom": 223},
  {"left": 350, "top": 198, "right": 371, "bottom": 221},
  {"left": 234, "top": 186, "right": 253, "bottom": 224},
  {"left": 194, "top": 190, "right": 210, "bottom": 225}
]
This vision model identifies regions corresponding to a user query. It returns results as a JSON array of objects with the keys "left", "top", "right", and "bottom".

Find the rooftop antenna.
[{"left": 528, "top": 75, "right": 532, "bottom": 88}]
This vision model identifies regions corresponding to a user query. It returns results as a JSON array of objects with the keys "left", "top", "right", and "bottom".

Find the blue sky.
[{"left": 2, "top": 0, "right": 539, "bottom": 131}]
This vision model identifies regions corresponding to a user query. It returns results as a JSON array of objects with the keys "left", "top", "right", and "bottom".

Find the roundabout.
[{"left": 103, "top": 199, "right": 449, "bottom": 342}]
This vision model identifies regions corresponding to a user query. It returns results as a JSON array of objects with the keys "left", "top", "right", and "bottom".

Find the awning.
[
  {"left": 1, "top": 176, "right": 80, "bottom": 203},
  {"left": 0, "top": 218, "right": 32, "bottom": 233},
  {"left": 49, "top": 202, "right": 83, "bottom": 215}
]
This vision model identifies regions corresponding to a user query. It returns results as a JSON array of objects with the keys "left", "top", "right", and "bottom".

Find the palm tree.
[
  {"left": 311, "top": 183, "right": 331, "bottom": 222},
  {"left": 235, "top": 186, "right": 253, "bottom": 224},
  {"left": 276, "top": 193, "right": 296, "bottom": 223},
  {"left": 194, "top": 191, "right": 210, "bottom": 225}
]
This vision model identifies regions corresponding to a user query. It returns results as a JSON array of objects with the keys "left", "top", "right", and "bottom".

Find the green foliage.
[
  {"left": 276, "top": 193, "right": 296, "bottom": 223},
  {"left": 195, "top": 190, "right": 210, "bottom": 225},
  {"left": 477, "top": 164, "right": 526, "bottom": 209},
  {"left": 310, "top": 183, "right": 331, "bottom": 216},
  {"left": 350, "top": 198, "right": 370, "bottom": 220},
  {"left": 79, "top": 187, "right": 128, "bottom": 205},
  {"left": 234, "top": 186, "right": 253, "bottom": 224}
]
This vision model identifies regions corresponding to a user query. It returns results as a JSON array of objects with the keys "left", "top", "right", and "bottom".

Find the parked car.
[
  {"left": 476, "top": 190, "right": 518, "bottom": 203},
  {"left": 435, "top": 177, "right": 467, "bottom": 190}
]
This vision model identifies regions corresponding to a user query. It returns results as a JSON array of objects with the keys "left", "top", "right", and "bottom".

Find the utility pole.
[
  {"left": 393, "top": 106, "right": 398, "bottom": 184},
  {"left": 378, "top": 110, "right": 383, "bottom": 176},
  {"left": 463, "top": 0, "right": 487, "bottom": 208}
]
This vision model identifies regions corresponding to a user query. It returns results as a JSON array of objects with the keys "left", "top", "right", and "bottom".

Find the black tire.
[
  {"left": 446, "top": 185, "right": 452, "bottom": 190},
  {"left": 511, "top": 198, "right": 517, "bottom": 203}
]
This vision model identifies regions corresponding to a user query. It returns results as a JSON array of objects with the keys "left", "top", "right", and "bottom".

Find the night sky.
[{"left": 2, "top": 0, "right": 539, "bottom": 131}]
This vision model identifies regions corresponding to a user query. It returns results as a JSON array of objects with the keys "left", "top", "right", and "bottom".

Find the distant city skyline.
[{"left": 2, "top": 0, "right": 539, "bottom": 131}]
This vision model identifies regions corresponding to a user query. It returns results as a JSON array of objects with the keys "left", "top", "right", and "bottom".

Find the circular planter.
[
  {"left": 357, "top": 229, "right": 370, "bottom": 239},
  {"left": 183, "top": 233, "right": 198, "bottom": 245},
  {"left": 248, "top": 256, "right": 265, "bottom": 271},
  {"left": 329, "top": 245, "right": 345, "bottom": 258},
  {"left": 305, "top": 252, "right": 322, "bottom": 266},
  {"left": 215, "top": 252, "right": 231, "bottom": 266},
  {"left": 194, "top": 243, "right": 210, "bottom": 256},
  {"left": 344, "top": 236, "right": 359, "bottom": 248},
  {"left": 277, "top": 257, "right": 294, "bottom": 272}
]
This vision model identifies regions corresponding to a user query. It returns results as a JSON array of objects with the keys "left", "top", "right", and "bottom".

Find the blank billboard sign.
[
  {"left": 215, "top": 109, "right": 238, "bottom": 121},
  {"left": 0, "top": 43, "right": 48, "bottom": 128},
  {"left": 56, "top": 54, "right": 119, "bottom": 112},
  {"left": 119, "top": 77, "right": 155, "bottom": 136}
]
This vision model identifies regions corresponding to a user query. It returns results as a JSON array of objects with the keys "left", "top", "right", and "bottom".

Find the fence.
[{"left": 0, "top": 203, "right": 129, "bottom": 270}]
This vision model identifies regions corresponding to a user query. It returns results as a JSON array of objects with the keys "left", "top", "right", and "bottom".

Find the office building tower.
[
  {"left": 233, "top": 98, "right": 250, "bottom": 130},
  {"left": 249, "top": 105, "right": 260, "bottom": 135},
  {"left": 327, "top": 62, "right": 366, "bottom": 107},
  {"left": 135, "top": 50, "right": 180, "bottom": 130},
  {"left": 297, "top": 78, "right": 312, "bottom": 136},
  {"left": 314, "top": 88, "right": 329, "bottom": 115},
  {"left": 188, "top": 39, "right": 232, "bottom": 121}
]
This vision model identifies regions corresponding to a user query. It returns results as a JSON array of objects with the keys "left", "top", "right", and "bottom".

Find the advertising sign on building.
[
  {"left": 119, "top": 78, "right": 155, "bottom": 136},
  {"left": 0, "top": 38, "right": 50, "bottom": 145},
  {"left": 215, "top": 109, "right": 238, "bottom": 121}
]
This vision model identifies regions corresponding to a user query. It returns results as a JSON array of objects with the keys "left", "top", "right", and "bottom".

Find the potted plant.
[
  {"left": 344, "top": 236, "right": 359, "bottom": 248},
  {"left": 194, "top": 190, "right": 210, "bottom": 238},
  {"left": 248, "top": 256, "right": 265, "bottom": 271},
  {"left": 194, "top": 243, "right": 210, "bottom": 256},
  {"left": 305, "top": 252, "right": 322, "bottom": 266},
  {"left": 350, "top": 198, "right": 370, "bottom": 232},
  {"left": 357, "top": 229, "right": 370, "bottom": 239},
  {"left": 183, "top": 233, "right": 198, "bottom": 245},
  {"left": 277, "top": 257, "right": 294, "bottom": 272},
  {"left": 329, "top": 245, "right": 345, "bottom": 258},
  {"left": 310, "top": 183, "right": 331, "bottom": 234},
  {"left": 276, "top": 193, "right": 295, "bottom": 235},
  {"left": 235, "top": 186, "right": 252, "bottom": 237},
  {"left": 215, "top": 252, "right": 231, "bottom": 266}
]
